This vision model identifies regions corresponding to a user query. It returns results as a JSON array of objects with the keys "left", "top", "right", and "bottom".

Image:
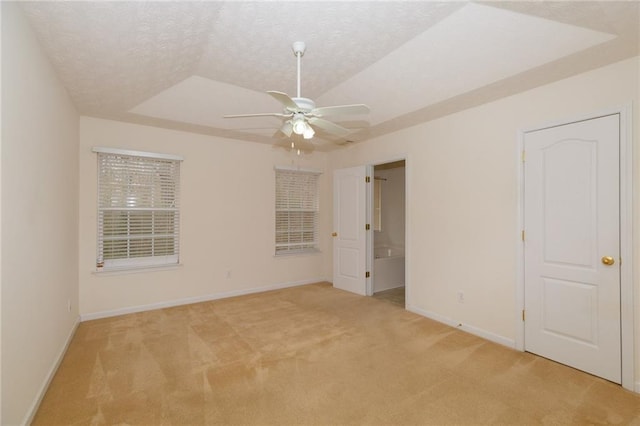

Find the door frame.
[
  {"left": 515, "top": 104, "right": 634, "bottom": 391},
  {"left": 366, "top": 164, "right": 373, "bottom": 296}
]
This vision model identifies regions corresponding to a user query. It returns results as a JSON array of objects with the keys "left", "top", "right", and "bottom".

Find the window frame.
[
  {"left": 275, "top": 166, "right": 322, "bottom": 256},
  {"left": 93, "top": 147, "right": 183, "bottom": 271}
]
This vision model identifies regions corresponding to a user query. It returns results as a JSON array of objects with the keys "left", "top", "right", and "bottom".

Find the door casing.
[{"left": 515, "top": 104, "right": 635, "bottom": 391}]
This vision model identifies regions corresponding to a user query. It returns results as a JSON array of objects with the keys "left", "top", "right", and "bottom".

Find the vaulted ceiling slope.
[{"left": 19, "top": 1, "right": 639, "bottom": 150}]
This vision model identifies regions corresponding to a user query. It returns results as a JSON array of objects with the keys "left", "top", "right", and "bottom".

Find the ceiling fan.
[{"left": 224, "top": 41, "right": 370, "bottom": 142}]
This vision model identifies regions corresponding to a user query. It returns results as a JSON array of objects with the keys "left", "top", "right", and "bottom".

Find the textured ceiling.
[{"left": 18, "top": 1, "right": 640, "bottom": 151}]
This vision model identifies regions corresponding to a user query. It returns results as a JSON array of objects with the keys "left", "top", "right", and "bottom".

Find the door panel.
[
  {"left": 542, "top": 140, "right": 595, "bottom": 266},
  {"left": 524, "top": 114, "right": 620, "bottom": 383},
  {"left": 333, "top": 166, "right": 367, "bottom": 295},
  {"left": 541, "top": 278, "right": 597, "bottom": 344}
]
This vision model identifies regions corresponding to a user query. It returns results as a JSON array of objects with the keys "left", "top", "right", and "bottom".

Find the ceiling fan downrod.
[{"left": 292, "top": 41, "right": 306, "bottom": 99}]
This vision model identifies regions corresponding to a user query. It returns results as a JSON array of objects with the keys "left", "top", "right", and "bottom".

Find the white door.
[
  {"left": 333, "top": 166, "right": 367, "bottom": 295},
  {"left": 524, "top": 114, "right": 621, "bottom": 383}
]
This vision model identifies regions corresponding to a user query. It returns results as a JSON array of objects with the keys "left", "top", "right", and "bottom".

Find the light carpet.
[{"left": 33, "top": 282, "right": 640, "bottom": 425}]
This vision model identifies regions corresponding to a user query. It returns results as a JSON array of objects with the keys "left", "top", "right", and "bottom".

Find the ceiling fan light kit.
[
  {"left": 292, "top": 114, "right": 315, "bottom": 139},
  {"left": 223, "top": 41, "right": 370, "bottom": 147},
  {"left": 292, "top": 114, "right": 307, "bottom": 134},
  {"left": 303, "top": 126, "right": 315, "bottom": 139}
]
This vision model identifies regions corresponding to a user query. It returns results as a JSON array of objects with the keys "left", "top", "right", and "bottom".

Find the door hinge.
[
  {"left": 366, "top": 223, "right": 370, "bottom": 231},
  {"left": 522, "top": 309, "right": 525, "bottom": 321},
  {"left": 521, "top": 150, "right": 526, "bottom": 163},
  {"left": 366, "top": 271, "right": 370, "bottom": 278},
  {"left": 521, "top": 230, "right": 525, "bottom": 241},
  {"left": 365, "top": 176, "right": 370, "bottom": 183}
]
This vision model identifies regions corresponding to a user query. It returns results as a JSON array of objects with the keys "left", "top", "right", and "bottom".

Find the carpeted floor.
[{"left": 34, "top": 282, "right": 640, "bottom": 425}]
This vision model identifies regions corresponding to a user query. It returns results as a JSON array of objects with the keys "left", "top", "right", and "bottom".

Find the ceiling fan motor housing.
[{"left": 291, "top": 97, "right": 315, "bottom": 113}]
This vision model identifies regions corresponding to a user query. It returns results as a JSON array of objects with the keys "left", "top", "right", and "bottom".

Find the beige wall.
[
  {"left": 1, "top": 3, "right": 80, "bottom": 425},
  {"left": 328, "top": 57, "right": 640, "bottom": 388},
  {"left": 78, "top": 118, "right": 331, "bottom": 318}
]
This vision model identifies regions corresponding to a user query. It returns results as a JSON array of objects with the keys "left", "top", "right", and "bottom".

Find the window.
[
  {"left": 275, "top": 168, "right": 320, "bottom": 255},
  {"left": 94, "top": 148, "right": 182, "bottom": 271}
]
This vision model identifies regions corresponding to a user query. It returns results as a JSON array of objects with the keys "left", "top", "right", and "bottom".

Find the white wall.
[
  {"left": 78, "top": 118, "right": 331, "bottom": 318},
  {"left": 1, "top": 3, "right": 80, "bottom": 425},
  {"left": 373, "top": 166, "right": 405, "bottom": 249},
  {"left": 328, "top": 57, "right": 640, "bottom": 386}
]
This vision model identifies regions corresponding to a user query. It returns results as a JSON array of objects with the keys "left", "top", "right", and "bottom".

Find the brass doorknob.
[
  {"left": 601, "top": 256, "right": 615, "bottom": 266},
  {"left": 332, "top": 232, "right": 338, "bottom": 237}
]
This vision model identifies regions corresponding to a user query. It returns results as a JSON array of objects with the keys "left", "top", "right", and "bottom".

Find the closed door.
[
  {"left": 523, "top": 114, "right": 621, "bottom": 383},
  {"left": 333, "top": 166, "right": 367, "bottom": 296}
]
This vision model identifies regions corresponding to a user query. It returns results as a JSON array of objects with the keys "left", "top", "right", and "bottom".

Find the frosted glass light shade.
[
  {"left": 292, "top": 117, "right": 307, "bottom": 135},
  {"left": 303, "top": 126, "right": 315, "bottom": 139}
]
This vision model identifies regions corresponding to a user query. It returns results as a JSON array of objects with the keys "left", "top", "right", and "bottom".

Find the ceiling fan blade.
[
  {"left": 312, "top": 104, "right": 370, "bottom": 117},
  {"left": 224, "top": 112, "right": 290, "bottom": 118},
  {"left": 334, "top": 119, "right": 370, "bottom": 129},
  {"left": 267, "top": 91, "right": 299, "bottom": 110},
  {"left": 308, "top": 117, "right": 351, "bottom": 137}
]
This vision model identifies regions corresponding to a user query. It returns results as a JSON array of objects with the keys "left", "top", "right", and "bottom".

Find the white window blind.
[
  {"left": 96, "top": 149, "right": 181, "bottom": 270},
  {"left": 275, "top": 169, "right": 320, "bottom": 255}
]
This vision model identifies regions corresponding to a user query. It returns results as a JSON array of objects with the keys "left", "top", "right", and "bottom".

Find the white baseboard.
[
  {"left": 406, "top": 304, "right": 516, "bottom": 349},
  {"left": 80, "top": 278, "right": 325, "bottom": 322},
  {"left": 23, "top": 316, "right": 80, "bottom": 426}
]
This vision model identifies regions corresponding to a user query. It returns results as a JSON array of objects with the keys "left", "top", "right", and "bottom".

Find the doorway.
[
  {"left": 371, "top": 160, "right": 406, "bottom": 307},
  {"left": 517, "top": 107, "right": 634, "bottom": 390},
  {"left": 332, "top": 160, "right": 408, "bottom": 306}
]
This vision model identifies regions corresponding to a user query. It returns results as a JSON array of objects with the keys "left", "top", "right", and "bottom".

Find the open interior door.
[{"left": 333, "top": 166, "right": 368, "bottom": 295}]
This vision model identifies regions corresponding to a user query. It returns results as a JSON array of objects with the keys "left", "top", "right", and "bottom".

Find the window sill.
[{"left": 92, "top": 263, "right": 183, "bottom": 276}]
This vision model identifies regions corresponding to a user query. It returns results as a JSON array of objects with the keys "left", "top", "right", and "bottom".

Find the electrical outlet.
[
  {"left": 226, "top": 270, "right": 232, "bottom": 279},
  {"left": 67, "top": 299, "right": 71, "bottom": 312},
  {"left": 457, "top": 291, "right": 464, "bottom": 303}
]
